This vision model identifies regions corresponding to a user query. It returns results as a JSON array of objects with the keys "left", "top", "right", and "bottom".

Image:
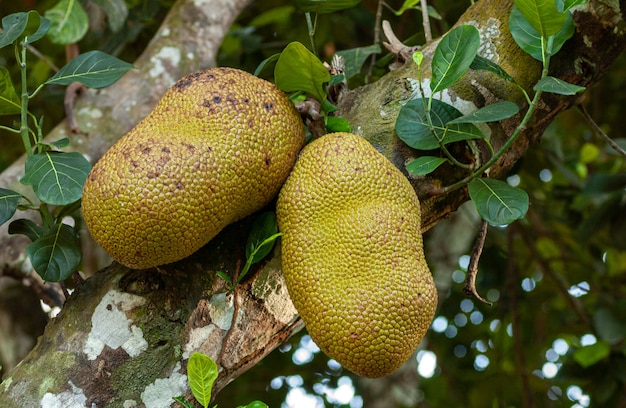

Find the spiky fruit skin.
[
  {"left": 277, "top": 132, "right": 437, "bottom": 378},
  {"left": 82, "top": 68, "right": 305, "bottom": 269}
]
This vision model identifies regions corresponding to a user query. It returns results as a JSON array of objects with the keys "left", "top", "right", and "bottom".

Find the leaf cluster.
[{"left": 0, "top": 10, "right": 132, "bottom": 282}]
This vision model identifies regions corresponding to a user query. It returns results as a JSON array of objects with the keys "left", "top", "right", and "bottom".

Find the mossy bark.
[{"left": 1, "top": 0, "right": 625, "bottom": 407}]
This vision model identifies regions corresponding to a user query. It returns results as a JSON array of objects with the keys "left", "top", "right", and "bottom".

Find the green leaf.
[
  {"left": 26, "top": 223, "right": 81, "bottom": 281},
  {"left": 431, "top": 24, "right": 480, "bottom": 94},
  {"left": 275, "top": 42, "right": 330, "bottom": 102},
  {"left": 45, "top": 0, "right": 89, "bottom": 45},
  {"left": 0, "top": 67, "right": 21, "bottom": 116},
  {"left": 447, "top": 101, "right": 519, "bottom": 125},
  {"left": 21, "top": 151, "right": 91, "bottom": 206},
  {"left": 238, "top": 401, "right": 269, "bottom": 408},
  {"left": 412, "top": 51, "right": 424, "bottom": 67},
  {"left": 395, "top": 98, "right": 483, "bottom": 150},
  {"left": 0, "top": 11, "right": 49, "bottom": 48},
  {"left": 172, "top": 396, "right": 196, "bottom": 408},
  {"left": 90, "top": 0, "right": 129, "bottom": 32},
  {"left": 406, "top": 156, "right": 448, "bottom": 175},
  {"left": 249, "top": 5, "right": 295, "bottom": 27},
  {"left": 0, "top": 188, "right": 22, "bottom": 225},
  {"left": 533, "top": 76, "right": 585, "bottom": 95},
  {"left": 336, "top": 44, "right": 381, "bottom": 79},
  {"left": 48, "top": 138, "right": 71, "bottom": 149},
  {"left": 254, "top": 53, "right": 280, "bottom": 77},
  {"left": 509, "top": 5, "right": 575, "bottom": 61},
  {"left": 9, "top": 218, "right": 43, "bottom": 242},
  {"left": 468, "top": 178, "right": 529, "bottom": 225},
  {"left": 294, "top": 0, "right": 362, "bottom": 13},
  {"left": 557, "top": 0, "right": 588, "bottom": 12},
  {"left": 325, "top": 116, "right": 351, "bottom": 133},
  {"left": 593, "top": 308, "right": 626, "bottom": 344},
  {"left": 470, "top": 55, "right": 517, "bottom": 84},
  {"left": 216, "top": 271, "right": 232, "bottom": 286},
  {"left": 513, "top": 0, "right": 567, "bottom": 37},
  {"left": 188, "top": 352, "right": 218, "bottom": 408},
  {"left": 46, "top": 50, "right": 133, "bottom": 89},
  {"left": 246, "top": 212, "right": 280, "bottom": 263},
  {"left": 573, "top": 341, "right": 611, "bottom": 368}
]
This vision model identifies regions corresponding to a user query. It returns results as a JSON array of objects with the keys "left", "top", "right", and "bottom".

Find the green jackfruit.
[
  {"left": 82, "top": 67, "right": 305, "bottom": 269},
  {"left": 277, "top": 132, "right": 437, "bottom": 378}
]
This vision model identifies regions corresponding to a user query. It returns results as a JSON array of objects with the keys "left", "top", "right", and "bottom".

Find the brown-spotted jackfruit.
[
  {"left": 276, "top": 132, "right": 437, "bottom": 378},
  {"left": 82, "top": 67, "right": 305, "bottom": 269}
]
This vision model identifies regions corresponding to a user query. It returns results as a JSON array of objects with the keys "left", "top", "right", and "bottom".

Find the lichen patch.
[
  {"left": 83, "top": 289, "right": 148, "bottom": 360},
  {"left": 140, "top": 362, "right": 187, "bottom": 408},
  {"left": 40, "top": 381, "right": 87, "bottom": 408}
]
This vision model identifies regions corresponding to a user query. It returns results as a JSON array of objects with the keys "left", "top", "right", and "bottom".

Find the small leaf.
[
  {"left": 395, "top": 98, "right": 483, "bottom": 150},
  {"left": 216, "top": 271, "right": 232, "bottom": 286},
  {"left": 0, "top": 11, "right": 49, "bottom": 48},
  {"left": 238, "top": 401, "right": 269, "bottom": 408},
  {"left": 447, "top": 101, "right": 519, "bottom": 125},
  {"left": 325, "top": 116, "right": 351, "bottom": 133},
  {"left": 509, "top": 5, "right": 575, "bottom": 61},
  {"left": 0, "top": 67, "right": 21, "bottom": 115},
  {"left": 172, "top": 396, "right": 196, "bottom": 408},
  {"left": 26, "top": 223, "right": 81, "bottom": 281},
  {"left": 294, "top": 0, "right": 362, "bottom": 14},
  {"left": 533, "top": 76, "right": 585, "bottom": 95},
  {"left": 275, "top": 42, "right": 330, "bottom": 103},
  {"left": 513, "top": 0, "right": 567, "bottom": 38},
  {"left": 431, "top": 25, "right": 480, "bottom": 94},
  {"left": 45, "top": 0, "right": 89, "bottom": 45},
  {"left": 21, "top": 151, "right": 91, "bottom": 206},
  {"left": 45, "top": 50, "right": 134, "bottom": 89},
  {"left": 470, "top": 55, "right": 517, "bottom": 84},
  {"left": 412, "top": 51, "right": 424, "bottom": 67},
  {"left": 9, "top": 218, "right": 43, "bottom": 242},
  {"left": 557, "top": 0, "right": 588, "bottom": 12},
  {"left": 253, "top": 53, "right": 280, "bottom": 77},
  {"left": 246, "top": 212, "right": 279, "bottom": 263},
  {"left": 0, "top": 188, "right": 22, "bottom": 225},
  {"left": 406, "top": 156, "right": 447, "bottom": 175},
  {"left": 188, "top": 352, "right": 218, "bottom": 408},
  {"left": 573, "top": 341, "right": 611, "bottom": 368},
  {"left": 48, "top": 138, "right": 71, "bottom": 149},
  {"left": 335, "top": 44, "right": 381, "bottom": 79},
  {"left": 468, "top": 178, "right": 529, "bottom": 225}
]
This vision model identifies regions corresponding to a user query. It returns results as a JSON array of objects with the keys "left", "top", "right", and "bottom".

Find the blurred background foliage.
[{"left": 1, "top": 0, "right": 625, "bottom": 407}]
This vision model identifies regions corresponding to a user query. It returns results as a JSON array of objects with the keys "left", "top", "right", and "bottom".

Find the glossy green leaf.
[
  {"left": 325, "top": 116, "right": 351, "bottom": 133},
  {"left": 246, "top": 212, "right": 280, "bottom": 263},
  {"left": 556, "top": 0, "right": 588, "bottom": 12},
  {"left": 254, "top": 53, "right": 280, "bottom": 77},
  {"left": 395, "top": 98, "right": 483, "bottom": 150},
  {"left": 336, "top": 44, "right": 381, "bottom": 79},
  {"left": 294, "top": 0, "right": 361, "bottom": 13},
  {"left": 406, "top": 156, "right": 448, "bottom": 175},
  {"left": 0, "top": 188, "right": 22, "bottom": 225},
  {"left": 0, "top": 67, "right": 21, "bottom": 115},
  {"left": 21, "top": 152, "right": 91, "bottom": 206},
  {"left": 45, "top": 0, "right": 89, "bottom": 45},
  {"left": 172, "top": 396, "right": 196, "bottom": 408},
  {"left": 470, "top": 55, "right": 517, "bottom": 84},
  {"left": 447, "top": 101, "right": 519, "bottom": 125},
  {"left": 46, "top": 51, "right": 133, "bottom": 89},
  {"left": 26, "top": 223, "right": 81, "bottom": 281},
  {"left": 188, "top": 352, "right": 218, "bottom": 408},
  {"left": 431, "top": 24, "right": 480, "bottom": 94},
  {"left": 534, "top": 76, "right": 585, "bottom": 95},
  {"left": 48, "top": 138, "right": 71, "bottom": 149},
  {"left": 238, "top": 401, "right": 269, "bottom": 408},
  {"left": 469, "top": 178, "right": 529, "bottom": 225},
  {"left": 514, "top": 0, "right": 567, "bottom": 37},
  {"left": 275, "top": 42, "right": 330, "bottom": 102},
  {"left": 0, "top": 11, "right": 49, "bottom": 48},
  {"left": 509, "top": 5, "right": 575, "bottom": 61},
  {"left": 9, "top": 218, "right": 43, "bottom": 242},
  {"left": 90, "top": 0, "right": 128, "bottom": 32},
  {"left": 573, "top": 341, "right": 610, "bottom": 368}
]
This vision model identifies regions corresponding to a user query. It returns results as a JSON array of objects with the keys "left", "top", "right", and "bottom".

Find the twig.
[
  {"left": 577, "top": 103, "right": 626, "bottom": 158},
  {"left": 463, "top": 219, "right": 492, "bottom": 305},
  {"left": 420, "top": 0, "right": 432, "bottom": 42},
  {"left": 367, "top": 0, "right": 384, "bottom": 81}
]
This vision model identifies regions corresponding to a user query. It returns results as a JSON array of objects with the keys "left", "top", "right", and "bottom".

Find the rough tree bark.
[{"left": 0, "top": 0, "right": 625, "bottom": 407}]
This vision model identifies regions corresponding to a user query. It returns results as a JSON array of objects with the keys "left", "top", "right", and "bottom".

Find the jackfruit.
[
  {"left": 276, "top": 132, "right": 437, "bottom": 378},
  {"left": 82, "top": 67, "right": 305, "bottom": 269}
]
